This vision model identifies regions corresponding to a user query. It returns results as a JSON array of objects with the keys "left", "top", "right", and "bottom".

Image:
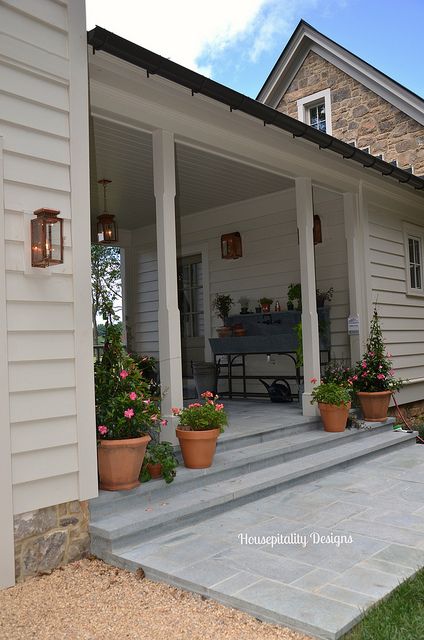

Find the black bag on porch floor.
[{"left": 259, "top": 378, "right": 293, "bottom": 403}]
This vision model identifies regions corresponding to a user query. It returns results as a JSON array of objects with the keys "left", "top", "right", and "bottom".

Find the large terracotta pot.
[
  {"left": 97, "top": 435, "right": 150, "bottom": 491},
  {"left": 176, "top": 427, "right": 220, "bottom": 468},
  {"left": 357, "top": 390, "right": 391, "bottom": 422},
  {"left": 318, "top": 402, "right": 351, "bottom": 432}
]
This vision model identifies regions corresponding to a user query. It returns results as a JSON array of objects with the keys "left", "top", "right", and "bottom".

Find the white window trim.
[
  {"left": 403, "top": 222, "right": 424, "bottom": 296},
  {"left": 297, "top": 89, "right": 332, "bottom": 135}
]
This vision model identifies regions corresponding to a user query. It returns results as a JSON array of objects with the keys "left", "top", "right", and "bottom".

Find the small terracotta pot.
[
  {"left": 217, "top": 326, "right": 231, "bottom": 338},
  {"left": 176, "top": 427, "right": 220, "bottom": 468},
  {"left": 357, "top": 391, "right": 391, "bottom": 422},
  {"left": 97, "top": 435, "right": 150, "bottom": 491},
  {"left": 318, "top": 402, "right": 351, "bottom": 432},
  {"left": 147, "top": 462, "right": 162, "bottom": 479},
  {"left": 261, "top": 304, "right": 271, "bottom": 313}
]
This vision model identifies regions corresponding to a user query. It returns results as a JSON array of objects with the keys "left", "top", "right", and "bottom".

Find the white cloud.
[{"left": 85, "top": 0, "right": 344, "bottom": 77}]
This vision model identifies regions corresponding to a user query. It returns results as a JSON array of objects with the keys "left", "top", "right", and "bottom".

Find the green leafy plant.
[
  {"left": 417, "top": 423, "right": 424, "bottom": 441},
  {"left": 212, "top": 293, "right": 233, "bottom": 322},
  {"left": 288, "top": 283, "right": 302, "bottom": 310},
  {"left": 129, "top": 351, "right": 160, "bottom": 398},
  {"left": 316, "top": 287, "right": 334, "bottom": 307},
  {"left": 350, "top": 309, "right": 403, "bottom": 393},
  {"left": 172, "top": 392, "right": 228, "bottom": 432},
  {"left": 294, "top": 321, "right": 303, "bottom": 367},
  {"left": 310, "top": 381, "right": 351, "bottom": 406},
  {"left": 95, "top": 325, "right": 166, "bottom": 440},
  {"left": 145, "top": 441, "right": 178, "bottom": 484},
  {"left": 259, "top": 297, "right": 273, "bottom": 306}
]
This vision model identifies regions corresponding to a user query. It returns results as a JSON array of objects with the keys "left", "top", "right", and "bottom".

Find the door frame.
[{"left": 177, "top": 242, "right": 212, "bottom": 362}]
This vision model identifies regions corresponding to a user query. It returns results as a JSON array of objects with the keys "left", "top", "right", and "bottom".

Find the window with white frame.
[
  {"left": 403, "top": 223, "right": 424, "bottom": 295},
  {"left": 297, "top": 89, "right": 332, "bottom": 135}
]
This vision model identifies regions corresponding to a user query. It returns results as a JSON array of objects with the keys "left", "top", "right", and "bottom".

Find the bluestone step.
[{"left": 90, "top": 427, "right": 414, "bottom": 554}]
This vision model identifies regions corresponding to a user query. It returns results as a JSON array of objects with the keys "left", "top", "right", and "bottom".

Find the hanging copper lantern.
[
  {"left": 97, "top": 179, "right": 117, "bottom": 243},
  {"left": 221, "top": 232, "right": 242, "bottom": 259},
  {"left": 31, "top": 208, "right": 64, "bottom": 268}
]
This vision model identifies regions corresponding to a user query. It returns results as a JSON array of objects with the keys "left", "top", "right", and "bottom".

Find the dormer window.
[{"left": 297, "top": 89, "right": 332, "bottom": 135}]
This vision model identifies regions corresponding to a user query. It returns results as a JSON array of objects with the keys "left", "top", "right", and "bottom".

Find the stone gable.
[{"left": 277, "top": 51, "right": 424, "bottom": 176}]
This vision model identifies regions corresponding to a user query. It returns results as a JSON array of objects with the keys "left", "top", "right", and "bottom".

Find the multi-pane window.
[
  {"left": 308, "top": 102, "right": 326, "bottom": 132},
  {"left": 177, "top": 255, "right": 204, "bottom": 338},
  {"left": 408, "top": 236, "right": 422, "bottom": 291}
]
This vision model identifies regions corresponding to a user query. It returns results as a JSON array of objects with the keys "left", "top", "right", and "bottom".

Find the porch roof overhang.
[{"left": 87, "top": 26, "right": 424, "bottom": 194}]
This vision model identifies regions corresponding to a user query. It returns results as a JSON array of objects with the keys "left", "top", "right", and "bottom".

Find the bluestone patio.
[{"left": 89, "top": 401, "right": 421, "bottom": 639}]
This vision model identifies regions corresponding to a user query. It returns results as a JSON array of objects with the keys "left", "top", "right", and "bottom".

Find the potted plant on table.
[
  {"left": 144, "top": 441, "right": 178, "bottom": 483},
  {"left": 350, "top": 309, "right": 402, "bottom": 422},
  {"left": 95, "top": 325, "right": 166, "bottom": 491},
  {"left": 213, "top": 293, "right": 233, "bottom": 337},
  {"left": 310, "top": 379, "right": 352, "bottom": 432},
  {"left": 287, "top": 283, "right": 301, "bottom": 311},
  {"left": 259, "top": 297, "right": 273, "bottom": 313},
  {"left": 238, "top": 296, "right": 250, "bottom": 314},
  {"left": 172, "top": 392, "right": 227, "bottom": 468}
]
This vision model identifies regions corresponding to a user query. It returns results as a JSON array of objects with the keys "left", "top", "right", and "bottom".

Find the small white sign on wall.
[{"left": 347, "top": 314, "right": 360, "bottom": 335}]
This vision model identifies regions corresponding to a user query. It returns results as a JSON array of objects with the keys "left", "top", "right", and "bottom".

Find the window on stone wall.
[
  {"left": 403, "top": 223, "right": 424, "bottom": 295},
  {"left": 308, "top": 103, "right": 326, "bottom": 132},
  {"left": 297, "top": 89, "right": 332, "bottom": 135}
]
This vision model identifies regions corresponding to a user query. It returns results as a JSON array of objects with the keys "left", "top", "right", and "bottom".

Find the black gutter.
[{"left": 87, "top": 26, "right": 424, "bottom": 193}]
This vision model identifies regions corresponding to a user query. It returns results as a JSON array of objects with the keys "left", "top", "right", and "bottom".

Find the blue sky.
[{"left": 86, "top": 0, "right": 424, "bottom": 99}]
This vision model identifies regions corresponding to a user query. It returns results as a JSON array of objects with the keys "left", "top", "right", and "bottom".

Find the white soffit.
[{"left": 90, "top": 117, "right": 293, "bottom": 229}]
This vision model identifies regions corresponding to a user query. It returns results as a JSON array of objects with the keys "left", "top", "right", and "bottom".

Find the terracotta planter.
[
  {"left": 217, "top": 326, "right": 231, "bottom": 338},
  {"left": 261, "top": 304, "right": 271, "bottom": 313},
  {"left": 318, "top": 402, "right": 351, "bottom": 432},
  {"left": 357, "top": 390, "right": 391, "bottom": 422},
  {"left": 147, "top": 462, "right": 162, "bottom": 479},
  {"left": 176, "top": 427, "right": 220, "bottom": 468},
  {"left": 97, "top": 434, "right": 150, "bottom": 491}
]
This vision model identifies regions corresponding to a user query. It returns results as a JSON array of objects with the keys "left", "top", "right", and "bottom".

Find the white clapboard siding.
[
  {"left": 368, "top": 200, "right": 424, "bottom": 396},
  {"left": 11, "top": 415, "right": 78, "bottom": 454},
  {"left": 9, "top": 387, "right": 76, "bottom": 424},
  {"left": 0, "top": 0, "right": 96, "bottom": 524},
  {"left": 12, "top": 474, "right": 79, "bottom": 516},
  {"left": 12, "top": 445, "right": 79, "bottom": 485},
  {"left": 8, "top": 331, "right": 75, "bottom": 362},
  {"left": 9, "top": 359, "right": 75, "bottom": 393},
  {"left": 131, "top": 188, "right": 350, "bottom": 371}
]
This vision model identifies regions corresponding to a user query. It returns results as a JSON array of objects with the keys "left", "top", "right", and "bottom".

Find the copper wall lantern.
[
  {"left": 221, "top": 232, "right": 242, "bottom": 259},
  {"left": 97, "top": 179, "right": 117, "bottom": 243},
  {"left": 31, "top": 208, "right": 63, "bottom": 268}
]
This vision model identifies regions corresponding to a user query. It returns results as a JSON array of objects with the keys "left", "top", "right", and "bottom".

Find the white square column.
[
  {"left": 152, "top": 129, "right": 183, "bottom": 443},
  {"left": 295, "top": 177, "right": 320, "bottom": 416}
]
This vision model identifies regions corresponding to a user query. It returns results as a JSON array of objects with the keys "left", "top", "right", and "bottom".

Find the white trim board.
[{"left": 0, "top": 137, "right": 16, "bottom": 588}]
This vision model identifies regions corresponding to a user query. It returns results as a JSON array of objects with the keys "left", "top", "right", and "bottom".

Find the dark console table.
[{"left": 209, "top": 308, "right": 331, "bottom": 399}]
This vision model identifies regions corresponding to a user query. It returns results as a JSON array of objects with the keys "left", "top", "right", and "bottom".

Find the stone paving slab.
[{"left": 114, "top": 445, "right": 424, "bottom": 640}]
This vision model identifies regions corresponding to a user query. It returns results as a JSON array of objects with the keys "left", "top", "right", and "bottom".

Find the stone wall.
[
  {"left": 278, "top": 51, "right": 424, "bottom": 176},
  {"left": 14, "top": 501, "right": 90, "bottom": 581}
]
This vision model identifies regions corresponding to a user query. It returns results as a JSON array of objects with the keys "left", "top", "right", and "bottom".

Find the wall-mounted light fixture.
[
  {"left": 97, "top": 178, "right": 117, "bottom": 243},
  {"left": 221, "top": 232, "right": 242, "bottom": 259},
  {"left": 31, "top": 208, "right": 64, "bottom": 268},
  {"left": 313, "top": 214, "right": 322, "bottom": 245}
]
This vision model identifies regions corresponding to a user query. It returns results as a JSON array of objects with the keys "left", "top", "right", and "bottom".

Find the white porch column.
[
  {"left": 295, "top": 178, "right": 320, "bottom": 416},
  {"left": 153, "top": 129, "right": 183, "bottom": 444},
  {"left": 344, "top": 192, "right": 368, "bottom": 363}
]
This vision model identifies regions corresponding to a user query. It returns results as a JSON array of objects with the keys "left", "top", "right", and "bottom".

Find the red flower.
[
  {"left": 310, "top": 377, "right": 317, "bottom": 384},
  {"left": 120, "top": 370, "right": 129, "bottom": 379},
  {"left": 124, "top": 408, "right": 134, "bottom": 419}
]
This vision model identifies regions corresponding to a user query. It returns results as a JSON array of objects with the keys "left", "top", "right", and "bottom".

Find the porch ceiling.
[{"left": 90, "top": 117, "right": 293, "bottom": 230}]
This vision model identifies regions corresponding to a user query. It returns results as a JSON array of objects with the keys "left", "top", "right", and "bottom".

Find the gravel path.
[{"left": 0, "top": 559, "right": 312, "bottom": 640}]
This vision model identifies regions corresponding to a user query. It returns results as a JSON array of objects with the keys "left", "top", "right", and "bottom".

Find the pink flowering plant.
[
  {"left": 172, "top": 391, "right": 228, "bottom": 432},
  {"left": 350, "top": 309, "right": 403, "bottom": 393},
  {"left": 95, "top": 325, "right": 165, "bottom": 440}
]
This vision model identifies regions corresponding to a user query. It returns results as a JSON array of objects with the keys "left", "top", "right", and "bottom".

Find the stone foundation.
[
  {"left": 14, "top": 500, "right": 90, "bottom": 582},
  {"left": 389, "top": 399, "right": 424, "bottom": 423}
]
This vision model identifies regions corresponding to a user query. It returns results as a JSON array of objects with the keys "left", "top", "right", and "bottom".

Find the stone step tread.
[
  {"left": 90, "top": 420, "right": 395, "bottom": 515},
  {"left": 90, "top": 429, "right": 414, "bottom": 541},
  {"left": 218, "top": 415, "right": 321, "bottom": 443}
]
